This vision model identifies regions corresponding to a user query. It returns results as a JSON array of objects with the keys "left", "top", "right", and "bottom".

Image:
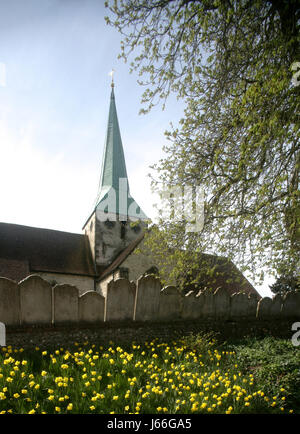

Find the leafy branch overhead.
[{"left": 105, "top": 0, "right": 300, "bottom": 287}]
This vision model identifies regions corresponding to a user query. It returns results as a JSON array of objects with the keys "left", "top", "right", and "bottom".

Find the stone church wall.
[
  {"left": 121, "top": 238, "right": 158, "bottom": 282},
  {"left": 97, "top": 274, "right": 113, "bottom": 298},
  {"left": 84, "top": 213, "right": 96, "bottom": 263},
  {"left": 37, "top": 272, "right": 95, "bottom": 295}
]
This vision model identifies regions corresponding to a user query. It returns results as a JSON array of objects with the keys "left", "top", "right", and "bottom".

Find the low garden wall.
[{"left": 0, "top": 274, "right": 299, "bottom": 347}]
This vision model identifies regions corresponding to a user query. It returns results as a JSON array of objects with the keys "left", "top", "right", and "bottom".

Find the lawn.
[{"left": 0, "top": 333, "right": 299, "bottom": 414}]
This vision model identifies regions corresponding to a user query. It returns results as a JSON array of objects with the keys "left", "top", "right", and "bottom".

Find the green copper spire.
[
  {"left": 94, "top": 83, "right": 147, "bottom": 221},
  {"left": 97, "top": 86, "right": 128, "bottom": 193}
]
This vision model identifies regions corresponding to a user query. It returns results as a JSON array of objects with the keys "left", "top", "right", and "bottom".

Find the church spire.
[
  {"left": 94, "top": 77, "right": 147, "bottom": 221},
  {"left": 109, "top": 68, "right": 115, "bottom": 88},
  {"left": 95, "top": 83, "right": 128, "bottom": 203},
  {"left": 83, "top": 77, "right": 148, "bottom": 267}
]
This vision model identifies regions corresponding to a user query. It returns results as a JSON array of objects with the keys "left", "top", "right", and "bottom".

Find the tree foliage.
[
  {"left": 270, "top": 273, "right": 300, "bottom": 295},
  {"left": 105, "top": 0, "right": 300, "bottom": 288}
]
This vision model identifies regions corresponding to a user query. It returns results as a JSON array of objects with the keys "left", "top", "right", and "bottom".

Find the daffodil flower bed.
[{"left": 0, "top": 338, "right": 294, "bottom": 414}]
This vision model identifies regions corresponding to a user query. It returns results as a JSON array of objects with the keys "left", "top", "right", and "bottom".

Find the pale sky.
[{"left": 0, "top": 0, "right": 273, "bottom": 296}]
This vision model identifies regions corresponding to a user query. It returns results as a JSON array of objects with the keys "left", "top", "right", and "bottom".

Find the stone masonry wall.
[{"left": 0, "top": 274, "right": 299, "bottom": 331}]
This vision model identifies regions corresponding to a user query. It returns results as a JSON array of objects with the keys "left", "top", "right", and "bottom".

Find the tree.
[
  {"left": 270, "top": 273, "right": 300, "bottom": 295},
  {"left": 105, "top": 0, "right": 300, "bottom": 289}
]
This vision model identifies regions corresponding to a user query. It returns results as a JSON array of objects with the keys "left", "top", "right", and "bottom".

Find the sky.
[{"left": 0, "top": 0, "right": 273, "bottom": 296}]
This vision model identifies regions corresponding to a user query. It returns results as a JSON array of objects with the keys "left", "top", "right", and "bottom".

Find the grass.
[
  {"left": 0, "top": 334, "right": 298, "bottom": 414},
  {"left": 226, "top": 336, "right": 300, "bottom": 413}
]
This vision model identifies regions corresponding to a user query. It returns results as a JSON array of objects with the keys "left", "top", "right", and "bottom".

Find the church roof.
[
  {"left": 98, "top": 231, "right": 261, "bottom": 298},
  {"left": 91, "top": 86, "right": 147, "bottom": 222},
  {"left": 186, "top": 252, "right": 261, "bottom": 297},
  {"left": 0, "top": 222, "right": 97, "bottom": 281},
  {"left": 0, "top": 221, "right": 260, "bottom": 297}
]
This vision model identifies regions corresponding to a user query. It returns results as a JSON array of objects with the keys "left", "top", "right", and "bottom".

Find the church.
[{"left": 0, "top": 79, "right": 260, "bottom": 299}]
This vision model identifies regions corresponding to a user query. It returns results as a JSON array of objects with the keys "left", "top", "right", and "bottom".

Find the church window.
[
  {"left": 145, "top": 266, "right": 159, "bottom": 276},
  {"left": 119, "top": 267, "right": 129, "bottom": 280},
  {"left": 105, "top": 220, "right": 115, "bottom": 229},
  {"left": 132, "top": 224, "right": 141, "bottom": 234},
  {"left": 120, "top": 221, "right": 126, "bottom": 239}
]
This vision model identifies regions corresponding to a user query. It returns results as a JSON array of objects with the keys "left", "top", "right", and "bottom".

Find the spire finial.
[{"left": 109, "top": 69, "right": 115, "bottom": 88}]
